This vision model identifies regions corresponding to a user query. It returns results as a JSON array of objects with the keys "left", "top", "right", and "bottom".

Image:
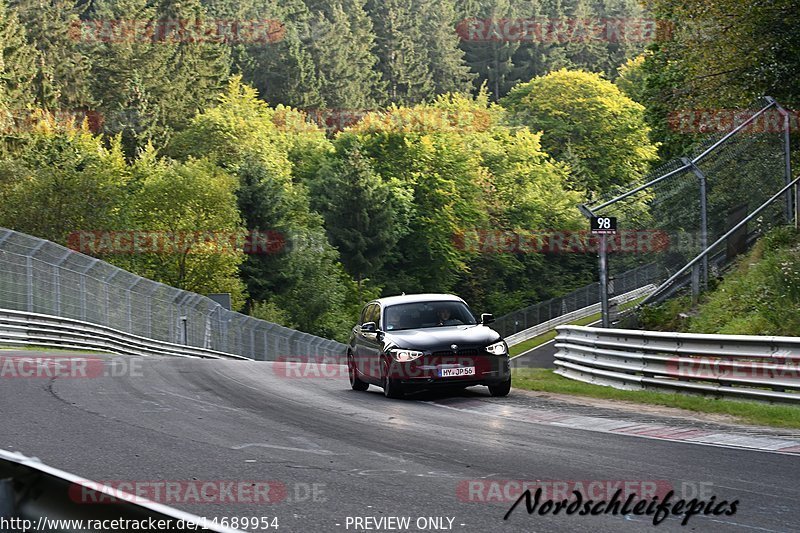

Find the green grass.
[
  {"left": 512, "top": 368, "right": 800, "bottom": 429},
  {"left": 508, "top": 297, "right": 644, "bottom": 357}
]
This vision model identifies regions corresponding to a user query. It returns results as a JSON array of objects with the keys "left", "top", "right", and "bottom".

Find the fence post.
[
  {"left": 25, "top": 256, "right": 33, "bottom": 311},
  {"left": 685, "top": 158, "right": 709, "bottom": 291},
  {"left": 599, "top": 234, "right": 610, "bottom": 327},
  {"left": 770, "top": 98, "right": 795, "bottom": 226}
]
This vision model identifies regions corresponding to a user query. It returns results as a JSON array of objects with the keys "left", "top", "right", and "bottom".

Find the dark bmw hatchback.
[{"left": 347, "top": 294, "right": 511, "bottom": 398}]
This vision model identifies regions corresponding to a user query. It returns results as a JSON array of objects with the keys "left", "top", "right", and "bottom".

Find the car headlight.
[
  {"left": 485, "top": 341, "right": 507, "bottom": 356},
  {"left": 389, "top": 349, "right": 424, "bottom": 363}
]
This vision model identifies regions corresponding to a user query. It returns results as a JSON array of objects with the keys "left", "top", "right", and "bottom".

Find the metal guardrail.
[
  {"left": 0, "top": 308, "right": 251, "bottom": 360},
  {"left": 554, "top": 326, "right": 800, "bottom": 403},
  {"left": 505, "top": 285, "right": 655, "bottom": 348},
  {"left": 0, "top": 449, "right": 243, "bottom": 533}
]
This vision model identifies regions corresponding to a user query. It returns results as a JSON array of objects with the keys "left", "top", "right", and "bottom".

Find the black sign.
[{"left": 590, "top": 216, "right": 617, "bottom": 235}]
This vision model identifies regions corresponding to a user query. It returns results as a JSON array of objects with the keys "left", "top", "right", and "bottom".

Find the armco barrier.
[
  {"left": 554, "top": 325, "right": 800, "bottom": 403},
  {"left": 0, "top": 308, "right": 249, "bottom": 359}
]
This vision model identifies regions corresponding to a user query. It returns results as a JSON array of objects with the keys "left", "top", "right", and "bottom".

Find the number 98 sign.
[{"left": 590, "top": 216, "right": 617, "bottom": 235}]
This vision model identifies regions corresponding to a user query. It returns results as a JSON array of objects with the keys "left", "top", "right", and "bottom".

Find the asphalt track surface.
[{"left": 1, "top": 350, "right": 798, "bottom": 533}]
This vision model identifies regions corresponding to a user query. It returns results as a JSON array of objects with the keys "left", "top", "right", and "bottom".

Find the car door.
[
  {"left": 361, "top": 303, "right": 383, "bottom": 380},
  {"left": 354, "top": 303, "right": 377, "bottom": 379}
]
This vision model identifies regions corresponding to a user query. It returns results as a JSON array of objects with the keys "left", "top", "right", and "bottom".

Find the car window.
[{"left": 384, "top": 301, "right": 477, "bottom": 331}]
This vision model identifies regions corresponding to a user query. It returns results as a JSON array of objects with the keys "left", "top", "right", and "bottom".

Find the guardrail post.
[{"left": 180, "top": 316, "right": 188, "bottom": 345}]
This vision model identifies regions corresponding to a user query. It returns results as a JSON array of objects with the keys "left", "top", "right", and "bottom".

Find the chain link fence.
[
  {"left": 493, "top": 262, "right": 660, "bottom": 337},
  {"left": 0, "top": 228, "right": 345, "bottom": 360},
  {"left": 583, "top": 97, "right": 794, "bottom": 305}
]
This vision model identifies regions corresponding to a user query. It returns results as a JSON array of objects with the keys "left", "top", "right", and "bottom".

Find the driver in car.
[{"left": 436, "top": 306, "right": 462, "bottom": 326}]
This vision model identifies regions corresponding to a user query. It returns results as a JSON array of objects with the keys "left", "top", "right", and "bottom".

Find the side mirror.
[
  {"left": 480, "top": 313, "right": 495, "bottom": 325},
  {"left": 361, "top": 321, "right": 377, "bottom": 333}
]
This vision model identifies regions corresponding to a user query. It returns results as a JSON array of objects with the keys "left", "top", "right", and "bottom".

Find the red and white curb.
[{"left": 425, "top": 398, "right": 800, "bottom": 455}]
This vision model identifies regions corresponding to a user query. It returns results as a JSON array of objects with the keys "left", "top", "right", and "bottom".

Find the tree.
[
  {"left": 0, "top": 122, "right": 129, "bottom": 243},
  {"left": 502, "top": 69, "right": 658, "bottom": 198},
  {"left": 126, "top": 150, "right": 248, "bottom": 307},
  {"left": 312, "top": 137, "right": 396, "bottom": 302},
  {"left": 643, "top": 0, "right": 800, "bottom": 107},
  {"left": 303, "top": 0, "right": 383, "bottom": 109},
  {"left": 458, "top": 0, "right": 519, "bottom": 101},
  {"left": 366, "top": 0, "right": 435, "bottom": 104},
  {"left": 239, "top": 0, "right": 324, "bottom": 108},
  {"left": 11, "top": 0, "right": 93, "bottom": 110},
  {"left": 0, "top": 0, "right": 37, "bottom": 112},
  {"left": 169, "top": 78, "right": 360, "bottom": 338},
  {"left": 417, "top": 0, "right": 474, "bottom": 96}
]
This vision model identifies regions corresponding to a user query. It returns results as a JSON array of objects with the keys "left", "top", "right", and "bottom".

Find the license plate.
[{"left": 438, "top": 367, "right": 475, "bottom": 378}]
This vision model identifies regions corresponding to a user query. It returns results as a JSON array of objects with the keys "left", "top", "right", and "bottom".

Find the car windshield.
[{"left": 384, "top": 301, "right": 477, "bottom": 331}]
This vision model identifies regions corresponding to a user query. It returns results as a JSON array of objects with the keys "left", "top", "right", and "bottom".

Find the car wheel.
[
  {"left": 348, "top": 352, "right": 369, "bottom": 391},
  {"left": 382, "top": 360, "right": 404, "bottom": 399},
  {"left": 488, "top": 377, "right": 511, "bottom": 397}
]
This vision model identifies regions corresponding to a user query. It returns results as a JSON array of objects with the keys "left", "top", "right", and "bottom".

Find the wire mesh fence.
[
  {"left": 0, "top": 228, "right": 345, "bottom": 360},
  {"left": 584, "top": 97, "right": 793, "bottom": 305},
  {"left": 493, "top": 262, "right": 660, "bottom": 337}
]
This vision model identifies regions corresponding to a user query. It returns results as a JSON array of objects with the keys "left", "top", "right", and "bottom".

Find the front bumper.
[{"left": 387, "top": 351, "right": 510, "bottom": 387}]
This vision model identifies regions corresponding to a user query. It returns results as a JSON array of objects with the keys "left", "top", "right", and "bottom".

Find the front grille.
[{"left": 431, "top": 348, "right": 481, "bottom": 358}]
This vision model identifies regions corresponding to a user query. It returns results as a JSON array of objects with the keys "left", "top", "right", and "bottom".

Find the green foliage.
[
  {"left": 85, "top": 0, "right": 231, "bottom": 153},
  {"left": 12, "top": 0, "right": 92, "bottom": 109},
  {"left": 502, "top": 69, "right": 659, "bottom": 198},
  {"left": 644, "top": 0, "right": 799, "bottom": 107},
  {"left": 249, "top": 300, "right": 297, "bottom": 329},
  {"left": 365, "top": 0, "right": 435, "bottom": 105},
  {"left": 169, "top": 78, "right": 360, "bottom": 338},
  {"left": 0, "top": 122, "right": 129, "bottom": 243},
  {"left": 311, "top": 137, "right": 396, "bottom": 300},
  {"left": 303, "top": 0, "right": 383, "bottom": 109},
  {"left": 0, "top": 0, "right": 36, "bottom": 111},
  {"left": 642, "top": 228, "right": 800, "bottom": 337},
  {"left": 122, "top": 151, "right": 247, "bottom": 308},
  {"left": 689, "top": 228, "right": 800, "bottom": 336}
]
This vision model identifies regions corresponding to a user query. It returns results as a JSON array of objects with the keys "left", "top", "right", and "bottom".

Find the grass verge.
[
  {"left": 512, "top": 368, "right": 800, "bottom": 429},
  {"left": 0, "top": 344, "right": 112, "bottom": 354}
]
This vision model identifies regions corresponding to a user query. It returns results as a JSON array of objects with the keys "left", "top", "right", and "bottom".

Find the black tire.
[
  {"left": 488, "top": 377, "right": 511, "bottom": 397},
  {"left": 382, "top": 360, "right": 404, "bottom": 399},
  {"left": 348, "top": 353, "right": 369, "bottom": 391}
]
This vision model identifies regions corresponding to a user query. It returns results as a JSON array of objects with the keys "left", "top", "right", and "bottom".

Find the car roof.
[{"left": 372, "top": 293, "right": 466, "bottom": 307}]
